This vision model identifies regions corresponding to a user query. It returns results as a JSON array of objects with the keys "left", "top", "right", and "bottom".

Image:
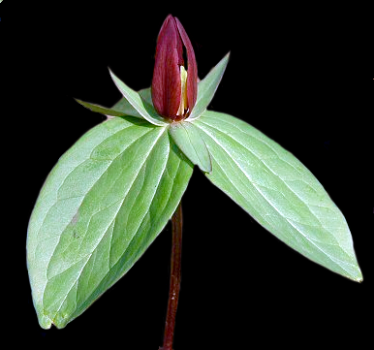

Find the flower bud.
[{"left": 152, "top": 15, "right": 198, "bottom": 121}]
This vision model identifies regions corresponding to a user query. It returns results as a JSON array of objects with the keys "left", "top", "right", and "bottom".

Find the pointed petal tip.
[
  {"left": 174, "top": 16, "right": 198, "bottom": 113},
  {"left": 162, "top": 14, "right": 175, "bottom": 25},
  {"left": 152, "top": 15, "right": 184, "bottom": 119}
]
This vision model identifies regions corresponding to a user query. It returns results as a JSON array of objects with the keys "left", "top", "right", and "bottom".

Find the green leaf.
[
  {"left": 110, "top": 88, "right": 152, "bottom": 119},
  {"left": 75, "top": 99, "right": 142, "bottom": 118},
  {"left": 169, "top": 121, "right": 212, "bottom": 173},
  {"left": 109, "top": 70, "right": 168, "bottom": 126},
  {"left": 193, "top": 111, "right": 362, "bottom": 281},
  {"left": 138, "top": 88, "right": 152, "bottom": 105},
  {"left": 27, "top": 117, "right": 193, "bottom": 329},
  {"left": 187, "top": 53, "right": 230, "bottom": 121}
]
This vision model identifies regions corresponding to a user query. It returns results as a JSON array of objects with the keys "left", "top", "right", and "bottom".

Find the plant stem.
[{"left": 160, "top": 202, "right": 183, "bottom": 350}]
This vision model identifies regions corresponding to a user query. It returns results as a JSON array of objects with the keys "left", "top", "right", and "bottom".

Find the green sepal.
[
  {"left": 187, "top": 53, "right": 230, "bottom": 121},
  {"left": 75, "top": 99, "right": 142, "bottom": 118},
  {"left": 109, "top": 70, "right": 168, "bottom": 126},
  {"left": 110, "top": 88, "right": 152, "bottom": 118}
]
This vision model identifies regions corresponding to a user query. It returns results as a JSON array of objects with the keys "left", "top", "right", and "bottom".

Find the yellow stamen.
[{"left": 177, "top": 66, "right": 188, "bottom": 116}]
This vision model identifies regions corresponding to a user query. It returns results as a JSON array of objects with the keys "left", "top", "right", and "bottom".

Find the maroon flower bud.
[{"left": 152, "top": 15, "right": 198, "bottom": 121}]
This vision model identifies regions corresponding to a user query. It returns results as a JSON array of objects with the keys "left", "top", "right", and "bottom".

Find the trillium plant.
[{"left": 27, "top": 15, "right": 362, "bottom": 349}]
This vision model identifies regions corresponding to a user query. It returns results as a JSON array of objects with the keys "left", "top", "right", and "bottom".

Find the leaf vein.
[{"left": 194, "top": 122, "right": 350, "bottom": 263}]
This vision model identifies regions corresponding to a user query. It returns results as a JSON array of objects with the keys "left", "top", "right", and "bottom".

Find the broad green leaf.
[
  {"left": 187, "top": 53, "right": 230, "bottom": 121},
  {"left": 27, "top": 117, "right": 193, "bottom": 329},
  {"left": 109, "top": 70, "right": 168, "bottom": 126},
  {"left": 75, "top": 99, "right": 143, "bottom": 118},
  {"left": 193, "top": 111, "right": 362, "bottom": 281},
  {"left": 169, "top": 121, "right": 212, "bottom": 173}
]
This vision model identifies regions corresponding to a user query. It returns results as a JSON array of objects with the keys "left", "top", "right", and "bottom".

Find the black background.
[{"left": 1, "top": 1, "right": 372, "bottom": 349}]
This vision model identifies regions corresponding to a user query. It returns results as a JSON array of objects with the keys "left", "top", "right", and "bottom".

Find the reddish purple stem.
[{"left": 160, "top": 202, "right": 183, "bottom": 350}]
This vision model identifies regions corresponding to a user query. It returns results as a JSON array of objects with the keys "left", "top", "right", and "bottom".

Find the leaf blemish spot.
[{"left": 70, "top": 211, "right": 80, "bottom": 226}]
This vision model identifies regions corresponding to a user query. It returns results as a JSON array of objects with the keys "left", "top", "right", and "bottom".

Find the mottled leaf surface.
[
  {"left": 27, "top": 117, "right": 193, "bottom": 329},
  {"left": 193, "top": 111, "right": 362, "bottom": 281}
]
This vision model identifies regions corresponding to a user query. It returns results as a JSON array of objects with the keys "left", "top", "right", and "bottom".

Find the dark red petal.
[
  {"left": 152, "top": 15, "right": 184, "bottom": 119},
  {"left": 175, "top": 17, "right": 198, "bottom": 114}
]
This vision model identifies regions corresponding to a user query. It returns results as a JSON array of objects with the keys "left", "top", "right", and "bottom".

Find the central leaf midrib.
[
  {"left": 43, "top": 125, "right": 156, "bottom": 279},
  {"left": 108, "top": 131, "right": 170, "bottom": 268},
  {"left": 70, "top": 134, "right": 178, "bottom": 321},
  {"left": 195, "top": 120, "right": 326, "bottom": 228},
  {"left": 44, "top": 128, "right": 168, "bottom": 318},
  {"left": 181, "top": 123, "right": 202, "bottom": 164},
  {"left": 46, "top": 126, "right": 166, "bottom": 280},
  {"left": 34, "top": 123, "right": 148, "bottom": 261},
  {"left": 196, "top": 118, "right": 351, "bottom": 257},
  {"left": 197, "top": 114, "right": 354, "bottom": 260},
  {"left": 76, "top": 129, "right": 170, "bottom": 314},
  {"left": 199, "top": 113, "right": 314, "bottom": 185},
  {"left": 194, "top": 121, "right": 352, "bottom": 271}
]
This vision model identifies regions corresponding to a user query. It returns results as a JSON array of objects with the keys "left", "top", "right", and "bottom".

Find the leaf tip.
[
  {"left": 198, "top": 164, "right": 212, "bottom": 173},
  {"left": 346, "top": 264, "right": 363, "bottom": 283},
  {"left": 38, "top": 313, "right": 53, "bottom": 330},
  {"left": 198, "top": 155, "right": 212, "bottom": 173},
  {"left": 108, "top": 67, "right": 115, "bottom": 80},
  {"left": 108, "top": 68, "right": 127, "bottom": 98},
  {"left": 108, "top": 67, "right": 120, "bottom": 86},
  {"left": 74, "top": 98, "right": 87, "bottom": 108},
  {"left": 354, "top": 270, "right": 364, "bottom": 283},
  {"left": 219, "top": 52, "right": 231, "bottom": 69}
]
